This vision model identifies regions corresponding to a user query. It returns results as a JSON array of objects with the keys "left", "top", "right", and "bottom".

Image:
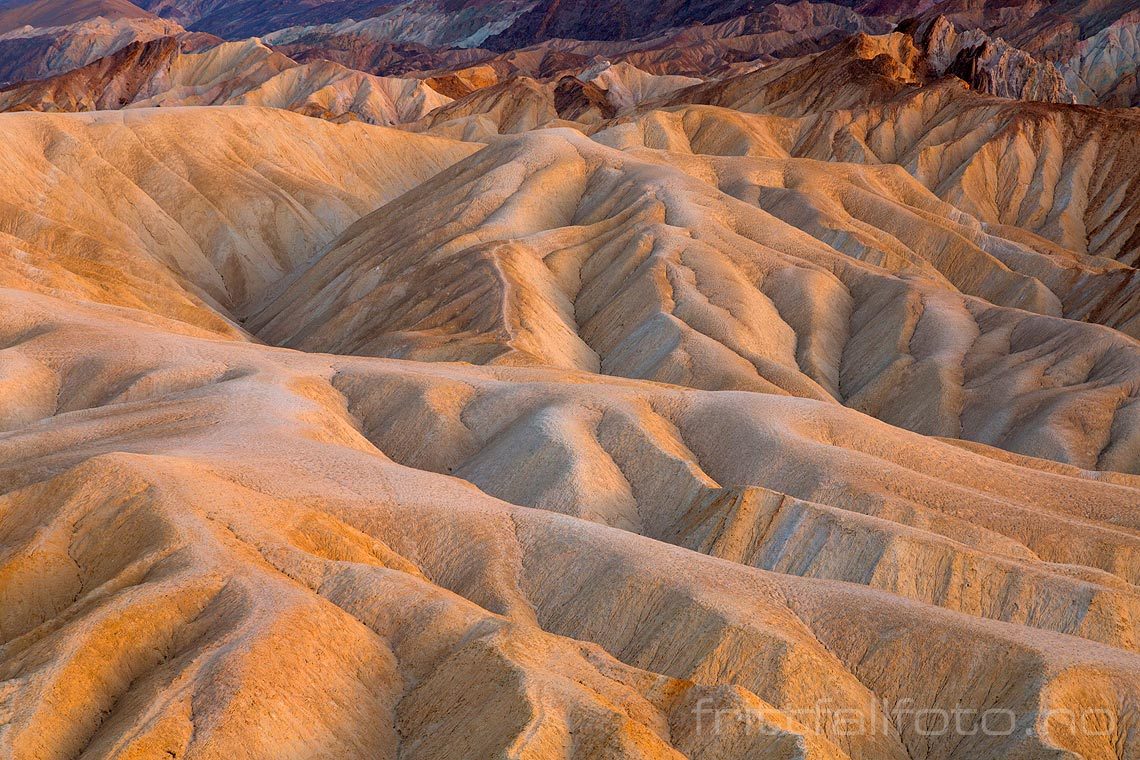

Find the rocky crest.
[{"left": 917, "top": 15, "right": 1077, "bottom": 103}]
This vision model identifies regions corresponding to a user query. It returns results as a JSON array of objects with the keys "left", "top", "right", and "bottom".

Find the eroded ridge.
[{"left": 0, "top": 5, "right": 1139, "bottom": 756}]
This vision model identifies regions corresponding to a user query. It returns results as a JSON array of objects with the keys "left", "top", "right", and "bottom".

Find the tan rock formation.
[
  {"left": 0, "top": 12, "right": 1137, "bottom": 758},
  {"left": 0, "top": 107, "right": 476, "bottom": 327}
]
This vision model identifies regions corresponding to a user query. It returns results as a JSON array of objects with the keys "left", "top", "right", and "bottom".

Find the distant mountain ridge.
[
  {"left": 0, "top": 0, "right": 153, "bottom": 34},
  {"left": 3, "top": 0, "right": 1140, "bottom": 61},
  {"left": 136, "top": 0, "right": 399, "bottom": 36}
]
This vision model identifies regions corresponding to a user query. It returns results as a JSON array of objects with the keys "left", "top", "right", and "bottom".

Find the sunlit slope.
[
  {"left": 252, "top": 129, "right": 1140, "bottom": 472},
  {"left": 1, "top": 286, "right": 1137, "bottom": 759},
  {"left": 0, "top": 107, "right": 477, "bottom": 333},
  {"left": 0, "top": 46, "right": 1137, "bottom": 760}
]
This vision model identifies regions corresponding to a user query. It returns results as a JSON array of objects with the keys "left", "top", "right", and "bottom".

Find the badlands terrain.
[{"left": 0, "top": 1, "right": 1139, "bottom": 758}]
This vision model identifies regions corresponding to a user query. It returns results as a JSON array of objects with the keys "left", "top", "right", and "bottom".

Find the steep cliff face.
[
  {"left": 907, "top": 0, "right": 1137, "bottom": 55},
  {"left": 908, "top": 10, "right": 1140, "bottom": 107},
  {"left": 918, "top": 15, "right": 1076, "bottom": 103}
]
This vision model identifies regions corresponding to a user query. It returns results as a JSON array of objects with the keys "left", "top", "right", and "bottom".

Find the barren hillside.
[{"left": 0, "top": 3, "right": 1138, "bottom": 758}]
